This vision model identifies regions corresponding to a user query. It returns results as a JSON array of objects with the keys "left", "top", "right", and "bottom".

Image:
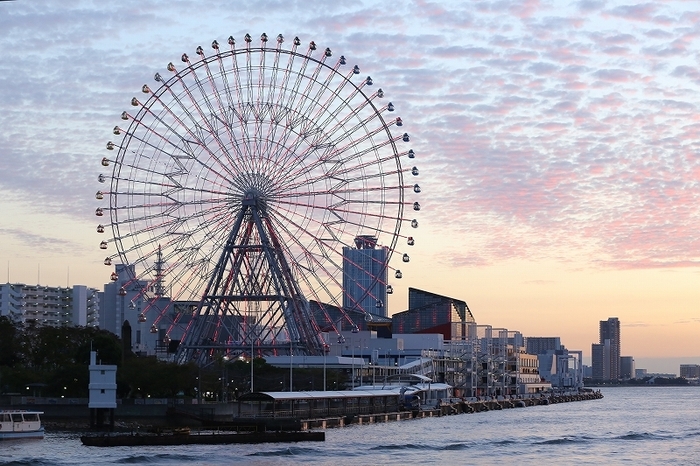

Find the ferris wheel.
[{"left": 96, "top": 33, "right": 420, "bottom": 363}]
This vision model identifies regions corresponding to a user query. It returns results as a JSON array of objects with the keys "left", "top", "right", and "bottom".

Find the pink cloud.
[
  {"left": 592, "top": 69, "right": 639, "bottom": 82},
  {"left": 607, "top": 3, "right": 659, "bottom": 22}
]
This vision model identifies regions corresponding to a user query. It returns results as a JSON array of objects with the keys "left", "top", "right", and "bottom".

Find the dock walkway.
[{"left": 295, "top": 390, "right": 604, "bottom": 430}]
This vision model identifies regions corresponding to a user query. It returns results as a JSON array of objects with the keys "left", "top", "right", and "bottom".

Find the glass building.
[
  {"left": 342, "top": 235, "right": 388, "bottom": 317},
  {"left": 392, "top": 288, "right": 476, "bottom": 340}
]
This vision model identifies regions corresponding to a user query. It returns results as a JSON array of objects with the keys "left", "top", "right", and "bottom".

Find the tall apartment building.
[
  {"left": 342, "top": 235, "right": 388, "bottom": 317},
  {"left": 680, "top": 364, "right": 700, "bottom": 379},
  {"left": 592, "top": 317, "right": 621, "bottom": 380},
  {"left": 0, "top": 283, "right": 99, "bottom": 327},
  {"left": 591, "top": 343, "right": 606, "bottom": 380}
]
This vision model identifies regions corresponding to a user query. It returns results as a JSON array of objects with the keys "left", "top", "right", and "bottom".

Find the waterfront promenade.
[{"left": 2, "top": 390, "right": 603, "bottom": 432}]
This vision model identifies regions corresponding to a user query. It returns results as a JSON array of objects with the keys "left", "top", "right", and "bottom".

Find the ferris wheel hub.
[{"left": 242, "top": 187, "right": 268, "bottom": 212}]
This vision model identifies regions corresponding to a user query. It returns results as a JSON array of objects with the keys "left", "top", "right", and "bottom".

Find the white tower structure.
[{"left": 88, "top": 350, "right": 117, "bottom": 429}]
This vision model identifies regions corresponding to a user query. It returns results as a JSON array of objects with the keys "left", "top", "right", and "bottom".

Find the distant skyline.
[{"left": 1, "top": 1, "right": 700, "bottom": 375}]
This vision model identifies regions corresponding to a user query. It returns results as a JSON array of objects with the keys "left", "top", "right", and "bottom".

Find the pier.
[
  {"left": 300, "top": 391, "right": 604, "bottom": 430},
  {"left": 172, "top": 389, "right": 604, "bottom": 431}
]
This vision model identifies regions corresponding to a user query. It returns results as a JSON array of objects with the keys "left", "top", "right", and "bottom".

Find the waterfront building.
[
  {"left": 446, "top": 325, "right": 551, "bottom": 396},
  {"left": 600, "top": 317, "right": 621, "bottom": 379},
  {"left": 342, "top": 235, "right": 388, "bottom": 318},
  {"left": 582, "top": 365, "right": 592, "bottom": 378},
  {"left": 592, "top": 317, "right": 621, "bottom": 380},
  {"left": 391, "top": 288, "right": 476, "bottom": 340},
  {"left": 591, "top": 343, "right": 607, "bottom": 380},
  {"left": 525, "top": 337, "right": 562, "bottom": 355},
  {"left": 309, "top": 300, "right": 392, "bottom": 337},
  {"left": 0, "top": 283, "right": 99, "bottom": 327},
  {"left": 679, "top": 364, "right": 700, "bottom": 379},
  {"left": 620, "top": 356, "right": 635, "bottom": 379},
  {"left": 527, "top": 337, "right": 584, "bottom": 389},
  {"left": 511, "top": 351, "right": 550, "bottom": 394}
]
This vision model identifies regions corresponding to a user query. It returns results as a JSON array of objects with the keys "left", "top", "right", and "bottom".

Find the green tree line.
[{"left": 0, "top": 317, "right": 345, "bottom": 399}]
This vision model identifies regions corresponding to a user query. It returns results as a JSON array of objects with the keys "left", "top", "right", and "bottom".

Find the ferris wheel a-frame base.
[{"left": 175, "top": 191, "right": 326, "bottom": 365}]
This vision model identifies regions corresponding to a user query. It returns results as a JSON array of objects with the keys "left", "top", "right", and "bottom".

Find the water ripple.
[
  {"left": 536, "top": 437, "right": 581, "bottom": 445},
  {"left": 247, "top": 447, "right": 323, "bottom": 457},
  {"left": 615, "top": 432, "right": 662, "bottom": 441},
  {"left": 114, "top": 453, "right": 200, "bottom": 464},
  {"left": 0, "top": 459, "right": 59, "bottom": 466}
]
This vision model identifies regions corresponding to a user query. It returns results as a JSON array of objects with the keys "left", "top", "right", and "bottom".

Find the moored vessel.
[{"left": 0, "top": 410, "right": 44, "bottom": 440}]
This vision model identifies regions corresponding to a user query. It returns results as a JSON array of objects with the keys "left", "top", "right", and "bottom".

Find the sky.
[{"left": 1, "top": 0, "right": 699, "bottom": 374}]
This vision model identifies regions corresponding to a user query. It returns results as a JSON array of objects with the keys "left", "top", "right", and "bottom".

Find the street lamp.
[
  {"left": 351, "top": 344, "right": 355, "bottom": 389},
  {"left": 323, "top": 334, "right": 330, "bottom": 392}
]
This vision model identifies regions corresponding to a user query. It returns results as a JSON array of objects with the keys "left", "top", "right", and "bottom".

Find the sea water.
[{"left": 2, "top": 386, "right": 699, "bottom": 465}]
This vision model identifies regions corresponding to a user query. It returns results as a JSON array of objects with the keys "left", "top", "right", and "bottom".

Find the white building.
[
  {"left": 536, "top": 350, "right": 584, "bottom": 389},
  {"left": 99, "top": 264, "right": 182, "bottom": 357},
  {"left": 0, "top": 283, "right": 99, "bottom": 327}
]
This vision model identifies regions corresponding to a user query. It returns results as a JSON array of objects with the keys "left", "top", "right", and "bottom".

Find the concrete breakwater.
[{"left": 300, "top": 391, "right": 604, "bottom": 430}]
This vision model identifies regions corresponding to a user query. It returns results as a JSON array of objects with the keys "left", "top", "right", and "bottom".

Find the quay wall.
[
  {"left": 299, "top": 391, "right": 604, "bottom": 430},
  {"left": 2, "top": 391, "right": 603, "bottom": 431}
]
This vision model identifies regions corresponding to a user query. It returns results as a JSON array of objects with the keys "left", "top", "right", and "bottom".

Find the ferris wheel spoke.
[
  {"left": 284, "top": 51, "right": 330, "bottom": 139},
  {"left": 259, "top": 41, "right": 305, "bottom": 168},
  {"left": 275, "top": 182, "right": 398, "bottom": 200},
  {"left": 270, "top": 199, "right": 406, "bottom": 251},
  {"left": 283, "top": 116, "right": 401, "bottom": 187},
  {"left": 171, "top": 58, "right": 239, "bottom": 163},
  {"left": 277, "top": 50, "right": 312, "bottom": 121},
  {"left": 225, "top": 38, "right": 254, "bottom": 160},
  {"left": 151, "top": 80, "right": 246, "bottom": 180},
  {"left": 298, "top": 54, "right": 348, "bottom": 128},
  {"left": 111, "top": 169, "right": 232, "bottom": 198},
  {"left": 322, "top": 152, "right": 411, "bottom": 185},
  {"left": 112, "top": 205, "right": 232, "bottom": 277},
  {"left": 188, "top": 51, "right": 250, "bottom": 170},
  {"left": 308, "top": 76, "right": 370, "bottom": 133},
  {"left": 131, "top": 95, "right": 244, "bottom": 183},
  {"left": 251, "top": 38, "right": 273, "bottom": 165}
]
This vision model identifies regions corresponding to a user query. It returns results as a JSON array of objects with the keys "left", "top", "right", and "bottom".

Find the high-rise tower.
[
  {"left": 342, "top": 235, "right": 388, "bottom": 317},
  {"left": 593, "top": 317, "right": 621, "bottom": 380}
]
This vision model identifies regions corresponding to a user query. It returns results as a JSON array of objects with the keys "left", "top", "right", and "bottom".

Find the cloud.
[
  {"left": 607, "top": 3, "right": 659, "bottom": 22},
  {"left": 2, "top": 0, "right": 700, "bottom": 277},
  {"left": 0, "top": 227, "right": 82, "bottom": 254}
]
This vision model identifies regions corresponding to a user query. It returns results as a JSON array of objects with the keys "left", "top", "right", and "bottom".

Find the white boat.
[{"left": 0, "top": 410, "right": 44, "bottom": 440}]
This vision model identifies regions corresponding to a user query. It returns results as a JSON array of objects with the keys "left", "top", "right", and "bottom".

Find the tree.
[{"left": 0, "top": 317, "right": 22, "bottom": 367}]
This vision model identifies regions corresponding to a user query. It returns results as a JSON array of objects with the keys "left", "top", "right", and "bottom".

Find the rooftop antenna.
[
  {"left": 37, "top": 263, "right": 40, "bottom": 285},
  {"left": 67, "top": 266, "right": 70, "bottom": 288},
  {"left": 154, "top": 244, "right": 165, "bottom": 297}
]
